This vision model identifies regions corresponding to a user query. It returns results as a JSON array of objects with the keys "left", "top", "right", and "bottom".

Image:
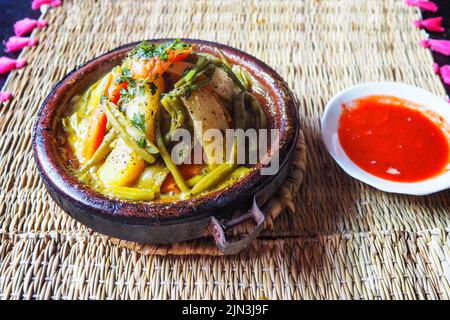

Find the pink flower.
[
  {"left": 0, "top": 91, "right": 12, "bottom": 103},
  {"left": 433, "top": 63, "right": 440, "bottom": 74},
  {"left": 0, "top": 57, "right": 27, "bottom": 75},
  {"left": 31, "top": 0, "right": 62, "bottom": 10},
  {"left": 5, "top": 36, "right": 38, "bottom": 53},
  {"left": 420, "top": 39, "right": 450, "bottom": 56},
  {"left": 14, "top": 18, "right": 48, "bottom": 37},
  {"left": 405, "top": 0, "right": 439, "bottom": 12},
  {"left": 433, "top": 64, "right": 450, "bottom": 85},
  {"left": 414, "top": 17, "right": 445, "bottom": 32}
]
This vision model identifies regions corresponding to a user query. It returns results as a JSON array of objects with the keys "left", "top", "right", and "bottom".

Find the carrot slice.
[
  {"left": 160, "top": 175, "right": 178, "bottom": 194},
  {"left": 81, "top": 73, "right": 116, "bottom": 161},
  {"left": 160, "top": 163, "right": 203, "bottom": 194},
  {"left": 82, "top": 106, "right": 107, "bottom": 161},
  {"left": 168, "top": 49, "right": 191, "bottom": 63},
  {"left": 108, "top": 81, "right": 128, "bottom": 104},
  {"left": 130, "top": 48, "right": 192, "bottom": 81}
]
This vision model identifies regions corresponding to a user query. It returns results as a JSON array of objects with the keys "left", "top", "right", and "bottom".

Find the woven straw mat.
[{"left": 1, "top": 0, "right": 450, "bottom": 300}]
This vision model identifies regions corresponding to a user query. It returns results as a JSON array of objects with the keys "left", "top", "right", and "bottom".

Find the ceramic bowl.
[{"left": 321, "top": 81, "right": 450, "bottom": 196}]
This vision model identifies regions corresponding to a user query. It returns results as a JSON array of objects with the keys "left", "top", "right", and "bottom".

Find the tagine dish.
[
  {"left": 33, "top": 38, "right": 298, "bottom": 244},
  {"left": 60, "top": 39, "right": 268, "bottom": 202}
]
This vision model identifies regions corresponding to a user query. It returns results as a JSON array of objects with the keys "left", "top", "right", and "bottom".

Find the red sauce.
[{"left": 338, "top": 95, "right": 449, "bottom": 182}]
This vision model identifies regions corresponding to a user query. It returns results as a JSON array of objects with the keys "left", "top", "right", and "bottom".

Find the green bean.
[
  {"left": 102, "top": 101, "right": 156, "bottom": 164},
  {"left": 155, "top": 111, "right": 190, "bottom": 193},
  {"left": 164, "top": 96, "right": 186, "bottom": 142},
  {"left": 230, "top": 166, "right": 252, "bottom": 179},
  {"left": 162, "top": 76, "right": 213, "bottom": 142},
  {"left": 241, "top": 92, "right": 267, "bottom": 129},
  {"left": 219, "top": 63, "right": 246, "bottom": 92},
  {"left": 232, "top": 65, "right": 251, "bottom": 91},
  {"left": 175, "top": 69, "right": 196, "bottom": 88},
  {"left": 161, "top": 96, "right": 179, "bottom": 140},
  {"left": 235, "top": 64, "right": 266, "bottom": 97},
  {"left": 174, "top": 56, "right": 209, "bottom": 88},
  {"left": 170, "top": 77, "right": 212, "bottom": 101},
  {"left": 104, "top": 186, "right": 155, "bottom": 201},
  {"left": 189, "top": 78, "right": 212, "bottom": 91},
  {"left": 217, "top": 49, "right": 231, "bottom": 69},
  {"left": 245, "top": 92, "right": 263, "bottom": 130},
  {"left": 166, "top": 68, "right": 213, "bottom": 100},
  {"left": 173, "top": 64, "right": 214, "bottom": 93},
  {"left": 80, "top": 130, "right": 117, "bottom": 172},
  {"left": 186, "top": 175, "right": 203, "bottom": 187},
  {"left": 171, "top": 98, "right": 186, "bottom": 127},
  {"left": 190, "top": 163, "right": 235, "bottom": 195},
  {"left": 198, "top": 52, "right": 247, "bottom": 92},
  {"left": 191, "top": 141, "right": 237, "bottom": 195},
  {"left": 194, "top": 52, "right": 222, "bottom": 62}
]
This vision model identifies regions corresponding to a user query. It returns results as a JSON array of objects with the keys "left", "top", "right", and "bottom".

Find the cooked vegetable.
[
  {"left": 85, "top": 72, "right": 113, "bottom": 115},
  {"left": 62, "top": 39, "right": 268, "bottom": 202},
  {"left": 128, "top": 39, "right": 192, "bottom": 81},
  {"left": 135, "top": 163, "right": 169, "bottom": 193},
  {"left": 181, "top": 88, "right": 229, "bottom": 164},
  {"left": 82, "top": 105, "right": 108, "bottom": 161},
  {"left": 81, "top": 73, "right": 114, "bottom": 161},
  {"left": 155, "top": 111, "right": 190, "bottom": 193},
  {"left": 191, "top": 140, "right": 237, "bottom": 195},
  {"left": 80, "top": 129, "right": 117, "bottom": 172},
  {"left": 104, "top": 186, "right": 155, "bottom": 201},
  {"left": 210, "top": 67, "right": 235, "bottom": 102},
  {"left": 166, "top": 61, "right": 193, "bottom": 82},
  {"left": 233, "top": 92, "right": 267, "bottom": 130},
  {"left": 199, "top": 52, "right": 247, "bottom": 91},
  {"left": 98, "top": 138, "right": 146, "bottom": 187},
  {"left": 123, "top": 76, "right": 164, "bottom": 143},
  {"left": 160, "top": 163, "right": 204, "bottom": 194},
  {"left": 161, "top": 95, "right": 186, "bottom": 142},
  {"left": 102, "top": 101, "right": 157, "bottom": 164}
]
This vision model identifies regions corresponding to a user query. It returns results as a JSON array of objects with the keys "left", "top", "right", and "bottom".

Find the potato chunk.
[
  {"left": 135, "top": 163, "right": 169, "bottom": 193},
  {"left": 98, "top": 138, "right": 145, "bottom": 187}
]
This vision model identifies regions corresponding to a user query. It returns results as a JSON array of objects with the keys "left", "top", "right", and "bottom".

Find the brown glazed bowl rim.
[{"left": 33, "top": 38, "right": 299, "bottom": 224}]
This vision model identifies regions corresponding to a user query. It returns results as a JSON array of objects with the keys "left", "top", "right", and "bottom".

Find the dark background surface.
[
  {"left": 0, "top": 0, "right": 40, "bottom": 88},
  {"left": 0, "top": 0, "right": 449, "bottom": 93},
  {"left": 420, "top": 0, "right": 450, "bottom": 94}
]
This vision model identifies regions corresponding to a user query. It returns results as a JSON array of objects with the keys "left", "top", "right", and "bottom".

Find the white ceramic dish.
[{"left": 321, "top": 82, "right": 450, "bottom": 196}]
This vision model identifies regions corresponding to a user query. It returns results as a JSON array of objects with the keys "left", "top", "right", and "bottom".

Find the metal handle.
[{"left": 207, "top": 197, "right": 266, "bottom": 255}]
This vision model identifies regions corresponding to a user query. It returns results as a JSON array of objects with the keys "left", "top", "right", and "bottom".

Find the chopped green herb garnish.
[
  {"left": 118, "top": 87, "right": 132, "bottom": 105},
  {"left": 131, "top": 113, "right": 146, "bottom": 133},
  {"left": 129, "top": 39, "right": 191, "bottom": 60},
  {"left": 117, "top": 79, "right": 149, "bottom": 105},
  {"left": 115, "top": 67, "right": 133, "bottom": 84},
  {"left": 136, "top": 136, "right": 147, "bottom": 148},
  {"left": 122, "top": 67, "right": 132, "bottom": 78}
]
